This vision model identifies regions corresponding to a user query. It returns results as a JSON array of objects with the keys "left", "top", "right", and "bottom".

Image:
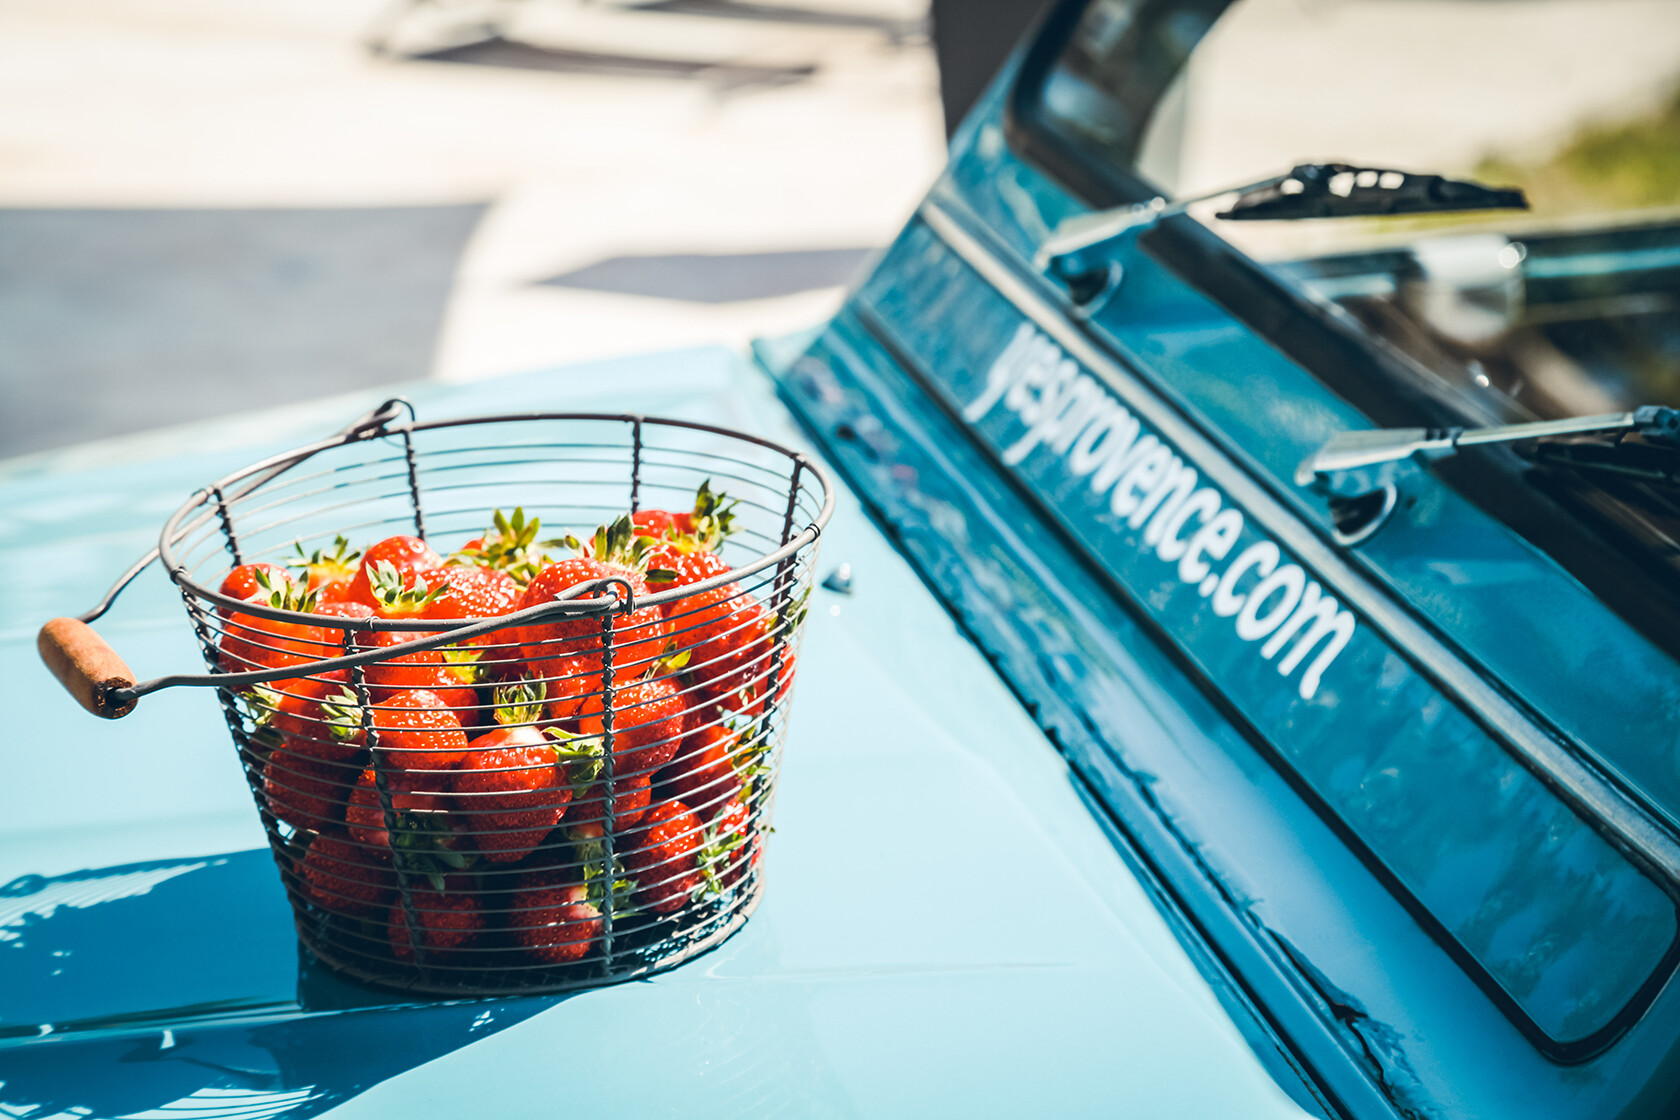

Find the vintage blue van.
[{"left": 8, "top": 0, "right": 1680, "bottom": 1116}]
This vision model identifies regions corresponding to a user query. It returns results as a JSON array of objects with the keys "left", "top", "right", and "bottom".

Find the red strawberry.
[
  {"left": 273, "top": 671, "right": 363, "bottom": 764},
  {"left": 217, "top": 563, "right": 292, "bottom": 618},
  {"left": 218, "top": 574, "right": 333, "bottom": 684},
  {"left": 418, "top": 565, "right": 518, "bottom": 634},
  {"left": 349, "top": 630, "right": 478, "bottom": 723},
  {"left": 416, "top": 668, "right": 481, "bottom": 726},
  {"left": 346, "top": 767, "right": 449, "bottom": 848},
  {"left": 356, "top": 629, "right": 444, "bottom": 690},
  {"left": 623, "top": 799, "right": 705, "bottom": 914},
  {"left": 529, "top": 651, "right": 606, "bottom": 724},
  {"left": 413, "top": 564, "right": 521, "bottom": 700},
  {"left": 630, "top": 509, "right": 678, "bottom": 538},
  {"left": 656, "top": 720, "right": 743, "bottom": 818},
  {"left": 472, "top": 637, "right": 529, "bottom": 688},
  {"left": 662, "top": 581, "right": 732, "bottom": 665},
  {"left": 633, "top": 481, "right": 737, "bottom": 551},
  {"left": 517, "top": 557, "right": 669, "bottom": 677},
  {"left": 509, "top": 875, "right": 601, "bottom": 964},
  {"left": 347, "top": 536, "right": 442, "bottom": 608},
  {"left": 687, "top": 591, "right": 773, "bottom": 705},
  {"left": 687, "top": 593, "right": 798, "bottom": 719},
  {"left": 239, "top": 600, "right": 370, "bottom": 709},
  {"left": 644, "top": 550, "right": 786, "bottom": 718},
  {"left": 313, "top": 599, "right": 375, "bottom": 625},
  {"left": 644, "top": 550, "right": 734, "bottom": 643},
  {"left": 288, "top": 535, "right": 362, "bottom": 601},
  {"left": 727, "top": 647, "right": 797, "bottom": 719},
  {"left": 315, "top": 581, "right": 357, "bottom": 607},
  {"left": 575, "top": 674, "right": 687, "bottom": 775},
  {"left": 451, "top": 687, "right": 580, "bottom": 862},
  {"left": 298, "top": 832, "right": 393, "bottom": 917},
  {"left": 263, "top": 750, "right": 351, "bottom": 833},
  {"left": 369, "top": 689, "right": 469, "bottom": 771},
  {"left": 389, "top": 886, "right": 484, "bottom": 961},
  {"left": 452, "top": 729, "right": 572, "bottom": 863},
  {"left": 567, "top": 772, "right": 652, "bottom": 830},
  {"left": 651, "top": 546, "right": 730, "bottom": 587}
]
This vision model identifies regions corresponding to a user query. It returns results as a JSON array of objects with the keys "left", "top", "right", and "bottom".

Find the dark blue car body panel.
[{"left": 766, "top": 4, "right": 1680, "bottom": 1115}]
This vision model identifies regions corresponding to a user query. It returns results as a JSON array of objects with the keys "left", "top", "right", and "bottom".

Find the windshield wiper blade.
[
  {"left": 1297, "top": 406, "right": 1680, "bottom": 487},
  {"left": 1218, "top": 163, "right": 1525, "bottom": 222},
  {"left": 1528, "top": 434, "right": 1680, "bottom": 490},
  {"left": 1036, "top": 163, "right": 1527, "bottom": 270}
]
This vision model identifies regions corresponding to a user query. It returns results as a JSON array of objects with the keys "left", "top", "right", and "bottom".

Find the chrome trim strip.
[{"left": 918, "top": 198, "right": 1680, "bottom": 882}]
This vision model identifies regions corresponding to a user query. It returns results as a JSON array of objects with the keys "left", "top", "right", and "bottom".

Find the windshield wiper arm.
[
  {"left": 1035, "top": 163, "right": 1527, "bottom": 270},
  {"left": 1296, "top": 407, "right": 1680, "bottom": 487}
]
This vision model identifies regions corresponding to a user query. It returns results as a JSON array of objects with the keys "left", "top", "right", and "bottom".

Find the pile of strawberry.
[{"left": 215, "top": 483, "right": 796, "bottom": 971}]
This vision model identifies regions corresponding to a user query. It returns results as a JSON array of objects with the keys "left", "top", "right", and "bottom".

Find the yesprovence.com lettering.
[{"left": 967, "top": 323, "right": 1355, "bottom": 701}]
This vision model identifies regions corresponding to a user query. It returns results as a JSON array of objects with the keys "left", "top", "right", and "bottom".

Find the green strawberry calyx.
[
  {"left": 318, "top": 688, "right": 366, "bottom": 742},
  {"left": 448, "top": 507, "right": 560, "bottom": 587},
  {"left": 697, "top": 814, "right": 750, "bottom": 899},
  {"left": 238, "top": 684, "right": 283, "bottom": 728},
  {"left": 772, "top": 586, "right": 811, "bottom": 641},
  {"left": 549, "top": 727, "right": 606, "bottom": 787},
  {"left": 582, "top": 514, "right": 665, "bottom": 576},
  {"left": 252, "top": 566, "right": 319, "bottom": 613},
  {"left": 569, "top": 823, "right": 638, "bottom": 916},
  {"left": 287, "top": 534, "right": 362, "bottom": 587},
  {"left": 727, "top": 722, "right": 773, "bottom": 802},
  {"left": 643, "top": 565, "right": 680, "bottom": 586},
  {"left": 368, "top": 560, "right": 449, "bottom": 612},
  {"left": 441, "top": 643, "right": 488, "bottom": 685},
  {"left": 653, "top": 647, "right": 691, "bottom": 675},
  {"left": 491, "top": 679, "right": 546, "bottom": 727},
  {"left": 389, "top": 809, "right": 474, "bottom": 890},
  {"left": 688, "top": 479, "right": 739, "bottom": 551}
]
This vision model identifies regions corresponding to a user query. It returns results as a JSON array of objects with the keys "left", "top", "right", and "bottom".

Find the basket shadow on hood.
[{"left": 0, "top": 852, "right": 560, "bottom": 1119}]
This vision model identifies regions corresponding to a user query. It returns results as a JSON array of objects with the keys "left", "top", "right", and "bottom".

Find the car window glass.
[{"left": 1038, "top": 0, "right": 1680, "bottom": 424}]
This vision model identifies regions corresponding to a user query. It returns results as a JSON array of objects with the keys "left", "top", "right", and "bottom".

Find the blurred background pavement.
[{"left": 0, "top": 0, "right": 951, "bottom": 458}]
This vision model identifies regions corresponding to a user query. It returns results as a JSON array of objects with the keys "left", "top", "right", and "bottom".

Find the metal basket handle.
[
  {"left": 38, "top": 617, "right": 138, "bottom": 719},
  {"left": 35, "top": 396, "right": 420, "bottom": 721}
]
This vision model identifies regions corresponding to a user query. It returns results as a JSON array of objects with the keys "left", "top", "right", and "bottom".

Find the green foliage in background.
[{"left": 1478, "top": 85, "right": 1680, "bottom": 217}]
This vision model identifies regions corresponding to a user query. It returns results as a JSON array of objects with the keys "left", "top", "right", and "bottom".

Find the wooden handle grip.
[{"left": 38, "top": 617, "right": 139, "bottom": 719}]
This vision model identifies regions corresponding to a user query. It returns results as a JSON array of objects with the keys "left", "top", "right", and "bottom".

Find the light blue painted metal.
[{"left": 0, "top": 347, "right": 1320, "bottom": 1119}]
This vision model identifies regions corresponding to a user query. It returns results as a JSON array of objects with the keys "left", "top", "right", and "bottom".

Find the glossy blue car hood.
[{"left": 0, "top": 347, "right": 1316, "bottom": 1118}]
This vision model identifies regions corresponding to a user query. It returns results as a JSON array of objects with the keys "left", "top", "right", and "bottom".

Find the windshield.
[
  {"left": 1007, "top": 0, "right": 1680, "bottom": 1050},
  {"left": 1027, "top": 0, "right": 1680, "bottom": 602},
  {"left": 1038, "top": 0, "right": 1680, "bottom": 425}
]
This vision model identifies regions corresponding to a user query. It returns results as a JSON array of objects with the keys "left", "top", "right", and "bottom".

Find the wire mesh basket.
[{"left": 39, "top": 400, "right": 833, "bottom": 996}]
